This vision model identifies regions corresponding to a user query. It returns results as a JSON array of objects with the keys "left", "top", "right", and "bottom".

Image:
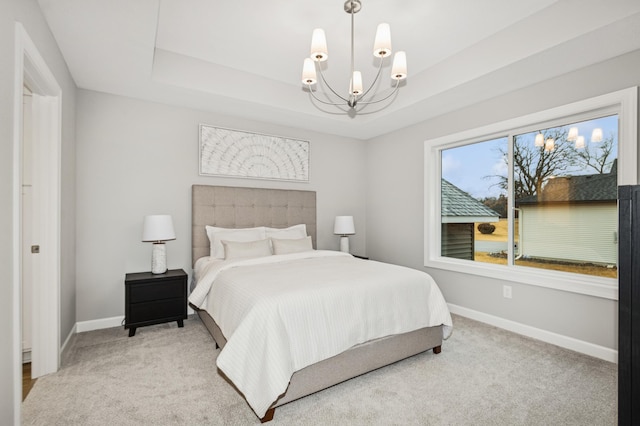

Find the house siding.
[
  {"left": 441, "top": 223, "right": 474, "bottom": 260},
  {"left": 518, "top": 203, "right": 617, "bottom": 264}
]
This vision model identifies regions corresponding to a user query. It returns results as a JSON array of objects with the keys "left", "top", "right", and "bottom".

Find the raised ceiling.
[{"left": 38, "top": 0, "right": 640, "bottom": 139}]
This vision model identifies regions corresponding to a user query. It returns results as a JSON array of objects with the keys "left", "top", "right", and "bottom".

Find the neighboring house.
[
  {"left": 441, "top": 179, "right": 500, "bottom": 260},
  {"left": 515, "top": 161, "right": 617, "bottom": 265}
]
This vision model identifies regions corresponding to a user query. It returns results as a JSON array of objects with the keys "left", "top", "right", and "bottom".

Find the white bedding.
[
  {"left": 193, "top": 256, "right": 215, "bottom": 282},
  {"left": 189, "top": 250, "right": 453, "bottom": 418}
]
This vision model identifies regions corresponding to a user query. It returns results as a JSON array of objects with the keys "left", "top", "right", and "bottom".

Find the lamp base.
[
  {"left": 339, "top": 236, "right": 350, "bottom": 253},
  {"left": 151, "top": 242, "right": 167, "bottom": 274}
]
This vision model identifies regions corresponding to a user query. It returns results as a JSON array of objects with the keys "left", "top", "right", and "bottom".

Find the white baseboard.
[
  {"left": 74, "top": 311, "right": 194, "bottom": 335},
  {"left": 448, "top": 303, "right": 618, "bottom": 363},
  {"left": 76, "top": 316, "right": 125, "bottom": 333}
]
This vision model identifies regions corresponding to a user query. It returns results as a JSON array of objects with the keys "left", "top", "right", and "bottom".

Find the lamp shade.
[
  {"left": 567, "top": 127, "right": 579, "bottom": 141},
  {"left": 544, "top": 138, "right": 555, "bottom": 152},
  {"left": 310, "top": 28, "right": 328, "bottom": 61},
  {"left": 334, "top": 216, "right": 355, "bottom": 235},
  {"left": 391, "top": 51, "right": 407, "bottom": 80},
  {"left": 591, "top": 128, "right": 603, "bottom": 142},
  {"left": 351, "top": 71, "right": 363, "bottom": 95},
  {"left": 302, "top": 58, "right": 317, "bottom": 85},
  {"left": 373, "top": 23, "right": 391, "bottom": 57},
  {"left": 142, "top": 215, "right": 176, "bottom": 242},
  {"left": 534, "top": 133, "right": 544, "bottom": 147}
]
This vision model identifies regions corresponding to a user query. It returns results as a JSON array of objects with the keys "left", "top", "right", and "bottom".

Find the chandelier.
[
  {"left": 301, "top": 0, "right": 407, "bottom": 112},
  {"left": 534, "top": 126, "right": 603, "bottom": 152}
]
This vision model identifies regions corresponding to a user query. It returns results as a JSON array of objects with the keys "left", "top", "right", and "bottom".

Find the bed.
[{"left": 189, "top": 184, "right": 452, "bottom": 422}]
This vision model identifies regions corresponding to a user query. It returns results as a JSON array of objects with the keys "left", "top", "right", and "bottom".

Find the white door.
[
  {"left": 28, "top": 93, "right": 60, "bottom": 379},
  {"left": 21, "top": 87, "right": 33, "bottom": 364}
]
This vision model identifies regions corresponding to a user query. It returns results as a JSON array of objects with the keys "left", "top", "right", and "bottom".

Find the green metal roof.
[{"left": 441, "top": 179, "right": 501, "bottom": 218}]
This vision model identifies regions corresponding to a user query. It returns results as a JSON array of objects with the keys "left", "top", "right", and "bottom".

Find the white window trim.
[{"left": 424, "top": 87, "right": 638, "bottom": 300}]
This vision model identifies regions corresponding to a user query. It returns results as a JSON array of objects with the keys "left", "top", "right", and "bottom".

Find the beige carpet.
[{"left": 22, "top": 314, "right": 616, "bottom": 425}]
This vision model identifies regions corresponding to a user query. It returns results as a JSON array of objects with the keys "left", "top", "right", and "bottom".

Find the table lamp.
[
  {"left": 142, "top": 215, "right": 176, "bottom": 274},
  {"left": 334, "top": 216, "right": 355, "bottom": 253}
]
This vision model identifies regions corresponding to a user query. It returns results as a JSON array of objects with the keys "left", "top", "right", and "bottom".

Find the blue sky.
[{"left": 441, "top": 115, "right": 619, "bottom": 199}]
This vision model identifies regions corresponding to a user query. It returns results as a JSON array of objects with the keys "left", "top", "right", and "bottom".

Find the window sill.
[{"left": 424, "top": 256, "right": 618, "bottom": 300}]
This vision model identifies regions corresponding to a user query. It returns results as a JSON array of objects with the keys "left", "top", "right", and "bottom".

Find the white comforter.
[{"left": 189, "top": 250, "right": 453, "bottom": 418}]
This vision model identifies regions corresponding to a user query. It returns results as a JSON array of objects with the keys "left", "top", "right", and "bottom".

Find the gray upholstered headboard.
[{"left": 192, "top": 185, "right": 317, "bottom": 265}]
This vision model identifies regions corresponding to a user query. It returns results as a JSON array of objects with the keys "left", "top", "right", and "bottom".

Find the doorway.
[{"left": 12, "top": 22, "right": 62, "bottom": 420}]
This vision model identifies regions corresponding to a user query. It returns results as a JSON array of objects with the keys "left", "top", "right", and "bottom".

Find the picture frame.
[{"left": 199, "top": 124, "right": 309, "bottom": 182}]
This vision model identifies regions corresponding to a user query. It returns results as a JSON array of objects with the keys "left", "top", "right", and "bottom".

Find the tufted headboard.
[{"left": 192, "top": 185, "right": 317, "bottom": 265}]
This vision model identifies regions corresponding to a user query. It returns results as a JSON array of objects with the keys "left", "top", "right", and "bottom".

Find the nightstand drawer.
[
  {"left": 129, "top": 280, "right": 184, "bottom": 303},
  {"left": 128, "top": 298, "right": 185, "bottom": 324}
]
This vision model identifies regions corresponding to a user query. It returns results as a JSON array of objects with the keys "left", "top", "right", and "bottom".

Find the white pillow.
[
  {"left": 271, "top": 236, "right": 313, "bottom": 255},
  {"left": 205, "top": 226, "right": 266, "bottom": 259},
  {"left": 265, "top": 224, "right": 307, "bottom": 240},
  {"left": 222, "top": 239, "right": 272, "bottom": 260}
]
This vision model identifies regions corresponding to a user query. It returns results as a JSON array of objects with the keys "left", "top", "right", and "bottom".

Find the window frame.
[{"left": 424, "top": 87, "right": 638, "bottom": 300}]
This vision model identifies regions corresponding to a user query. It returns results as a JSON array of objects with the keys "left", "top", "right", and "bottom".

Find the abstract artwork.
[{"left": 199, "top": 125, "right": 309, "bottom": 182}]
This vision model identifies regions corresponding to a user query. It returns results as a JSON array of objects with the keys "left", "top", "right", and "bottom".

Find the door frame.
[{"left": 12, "top": 22, "right": 62, "bottom": 422}]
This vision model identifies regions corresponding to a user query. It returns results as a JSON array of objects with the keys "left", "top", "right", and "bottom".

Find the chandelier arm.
[
  {"left": 317, "top": 66, "right": 349, "bottom": 102},
  {"left": 357, "top": 56, "right": 386, "bottom": 101},
  {"left": 307, "top": 84, "right": 350, "bottom": 106},
  {"left": 354, "top": 79, "right": 401, "bottom": 106}
]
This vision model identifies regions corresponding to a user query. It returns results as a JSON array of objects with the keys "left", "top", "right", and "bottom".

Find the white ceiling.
[{"left": 38, "top": 0, "right": 640, "bottom": 140}]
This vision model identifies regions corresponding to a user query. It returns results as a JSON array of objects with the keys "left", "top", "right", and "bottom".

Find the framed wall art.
[{"left": 199, "top": 124, "right": 309, "bottom": 182}]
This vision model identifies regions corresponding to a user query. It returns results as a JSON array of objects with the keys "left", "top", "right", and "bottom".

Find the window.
[
  {"left": 441, "top": 137, "right": 507, "bottom": 263},
  {"left": 425, "top": 88, "right": 637, "bottom": 299}
]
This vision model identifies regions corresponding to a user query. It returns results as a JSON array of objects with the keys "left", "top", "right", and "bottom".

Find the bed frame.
[{"left": 191, "top": 184, "right": 443, "bottom": 422}]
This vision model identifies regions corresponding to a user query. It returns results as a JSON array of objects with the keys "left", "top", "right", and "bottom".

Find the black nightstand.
[{"left": 124, "top": 269, "right": 188, "bottom": 337}]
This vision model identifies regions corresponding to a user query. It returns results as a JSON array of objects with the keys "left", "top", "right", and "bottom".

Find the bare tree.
[
  {"left": 487, "top": 127, "right": 616, "bottom": 200},
  {"left": 495, "top": 129, "right": 576, "bottom": 199},
  {"left": 572, "top": 134, "right": 616, "bottom": 174}
]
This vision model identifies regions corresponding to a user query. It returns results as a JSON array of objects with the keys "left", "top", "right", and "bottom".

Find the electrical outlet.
[{"left": 503, "top": 285, "right": 512, "bottom": 299}]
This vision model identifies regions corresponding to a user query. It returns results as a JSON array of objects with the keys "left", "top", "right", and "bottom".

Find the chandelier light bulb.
[
  {"left": 310, "top": 28, "right": 328, "bottom": 62},
  {"left": 567, "top": 127, "right": 579, "bottom": 141},
  {"left": 545, "top": 138, "right": 555, "bottom": 152},
  {"left": 534, "top": 133, "right": 544, "bottom": 147},
  {"left": 575, "top": 135, "right": 585, "bottom": 149},
  {"left": 302, "top": 58, "right": 317, "bottom": 85},
  {"left": 373, "top": 23, "right": 391, "bottom": 57},
  {"left": 351, "top": 71, "right": 363, "bottom": 95},
  {"left": 391, "top": 51, "right": 407, "bottom": 80},
  {"left": 591, "top": 128, "right": 603, "bottom": 142}
]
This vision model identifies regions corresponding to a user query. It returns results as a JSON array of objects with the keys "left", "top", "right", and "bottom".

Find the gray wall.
[
  {"left": 0, "top": 0, "right": 77, "bottom": 423},
  {"left": 366, "top": 48, "right": 640, "bottom": 350},
  {"left": 75, "top": 90, "right": 366, "bottom": 322},
  {"left": 2, "top": 4, "right": 636, "bottom": 422}
]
